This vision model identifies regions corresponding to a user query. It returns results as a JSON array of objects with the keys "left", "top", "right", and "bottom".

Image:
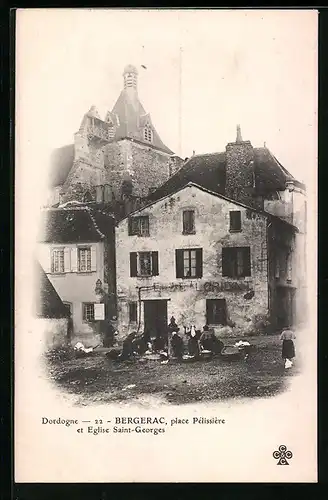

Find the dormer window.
[
  {"left": 107, "top": 122, "right": 115, "bottom": 139},
  {"left": 144, "top": 124, "right": 152, "bottom": 143}
]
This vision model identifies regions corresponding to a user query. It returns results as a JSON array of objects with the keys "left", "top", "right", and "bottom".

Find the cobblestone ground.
[{"left": 44, "top": 335, "right": 300, "bottom": 406}]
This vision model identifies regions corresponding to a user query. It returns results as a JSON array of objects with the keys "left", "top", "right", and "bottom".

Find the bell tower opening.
[{"left": 123, "top": 64, "right": 138, "bottom": 90}]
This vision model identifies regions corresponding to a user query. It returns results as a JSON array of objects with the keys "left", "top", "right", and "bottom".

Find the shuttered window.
[
  {"left": 51, "top": 249, "right": 64, "bottom": 273},
  {"left": 206, "top": 299, "right": 227, "bottom": 325},
  {"left": 229, "top": 211, "right": 242, "bottom": 231},
  {"left": 78, "top": 247, "right": 92, "bottom": 272},
  {"left": 222, "top": 247, "right": 251, "bottom": 277},
  {"left": 129, "top": 302, "right": 137, "bottom": 322},
  {"left": 182, "top": 210, "right": 195, "bottom": 234},
  {"left": 130, "top": 251, "right": 159, "bottom": 277},
  {"left": 83, "top": 303, "right": 95, "bottom": 321},
  {"left": 128, "top": 216, "right": 150, "bottom": 236},
  {"left": 176, "top": 248, "right": 203, "bottom": 278}
]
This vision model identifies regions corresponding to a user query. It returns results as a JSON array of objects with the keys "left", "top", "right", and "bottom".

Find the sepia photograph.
[{"left": 15, "top": 8, "right": 317, "bottom": 483}]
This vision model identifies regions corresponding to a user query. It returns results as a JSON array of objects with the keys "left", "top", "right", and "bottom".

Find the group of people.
[{"left": 116, "top": 316, "right": 225, "bottom": 362}]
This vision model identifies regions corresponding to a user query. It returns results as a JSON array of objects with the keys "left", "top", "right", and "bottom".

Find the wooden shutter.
[
  {"left": 183, "top": 210, "right": 195, "bottom": 233},
  {"left": 71, "top": 247, "right": 78, "bottom": 272},
  {"left": 128, "top": 217, "right": 133, "bottom": 235},
  {"left": 243, "top": 247, "right": 251, "bottom": 276},
  {"left": 196, "top": 248, "right": 203, "bottom": 278},
  {"left": 222, "top": 248, "right": 236, "bottom": 277},
  {"left": 130, "top": 252, "right": 138, "bottom": 277},
  {"left": 175, "top": 249, "right": 184, "bottom": 278},
  {"left": 237, "top": 248, "right": 244, "bottom": 277},
  {"left": 64, "top": 248, "right": 71, "bottom": 273},
  {"left": 182, "top": 211, "right": 188, "bottom": 233},
  {"left": 230, "top": 211, "right": 241, "bottom": 231},
  {"left": 206, "top": 300, "right": 213, "bottom": 324},
  {"left": 151, "top": 251, "right": 159, "bottom": 276}
]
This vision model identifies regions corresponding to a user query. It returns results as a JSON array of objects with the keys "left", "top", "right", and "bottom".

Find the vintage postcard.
[{"left": 15, "top": 8, "right": 318, "bottom": 483}]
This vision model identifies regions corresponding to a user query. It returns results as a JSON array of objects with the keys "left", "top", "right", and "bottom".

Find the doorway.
[{"left": 143, "top": 300, "right": 168, "bottom": 341}]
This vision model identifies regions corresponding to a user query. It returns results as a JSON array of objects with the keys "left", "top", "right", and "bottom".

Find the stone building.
[
  {"left": 35, "top": 260, "right": 70, "bottom": 348},
  {"left": 115, "top": 182, "right": 298, "bottom": 342},
  {"left": 148, "top": 126, "right": 307, "bottom": 323},
  {"left": 37, "top": 204, "right": 116, "bottom": 345},
  {"left": 48, "top": 64, "right": 184, "bottom": 207}
]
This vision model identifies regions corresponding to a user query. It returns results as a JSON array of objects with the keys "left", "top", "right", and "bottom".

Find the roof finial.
[{"left": 236, "top": 124, "right": 242, "bottom": 143}]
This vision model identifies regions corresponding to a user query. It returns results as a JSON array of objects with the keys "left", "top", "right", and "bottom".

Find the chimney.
[
  {"left": 236, "top": 124, "right": 242, "bottom": 143},
  {"left": 225, "top": 125, "right": 257, "bottom": 207}
]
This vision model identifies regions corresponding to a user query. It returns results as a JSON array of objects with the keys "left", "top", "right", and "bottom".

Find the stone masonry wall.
[
  {"left": 61, "top": 137, "right": 173, "bottom": 203},
  {"left": 225, "top": 141, "right": 259, "bottom": 209},
  {"left": 116, "top": 184, "right": 269, "bottom": 340}
]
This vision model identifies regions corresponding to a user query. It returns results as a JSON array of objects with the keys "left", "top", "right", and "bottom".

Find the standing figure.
[
  {"left": 171, "top": 331, "right": 184, "bottom": 359},
  {"left": 280, "top": 327, "right": 296, "bottom": 368},
  {"left": 103, "top": 319, "right": 116, "bottom": 348},
  {"left": 168, "top": 316, "right": 179, "bottom": 334},
  {"left": 186, "top": 325, "right": 200, "bottom": 358}
]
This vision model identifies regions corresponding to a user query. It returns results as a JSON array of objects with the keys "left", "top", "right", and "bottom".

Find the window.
[
  {"left": 83, "top": 303, "right": 94, "bottom": 322},
  {"left": 206, "top": 299, "right": 227, "bottom": 325},
  {"left": 183, "top": 210, "right": 195, "bottom": 234},
  {"left": 83, "top": 191, "right": 92, "bottom": 202},
  {"left": 63, "top": 302, "right": 72, "bottom": 316},
  {"left": 222, "top": 247, "right": 251, "bottom": 278},
  {"left": 51, "top": 249, "right": 64, "bottom": 273},
  {"left": 78, "top": 247, "right": 91, "bottom": 272},
  {"left": 229, "top": 211, "right": 242, "bottom": 232},
  {"left": 130, "top": 251, "right": 159, "bottom": 277},
  {"left": 176, "top": 248, "right": 203, "bottom": 279},
  {"left": 128, "top": 216, "right": 149, "bottom": 236},
  {"left": 129, "top": 302, "right": 138, "bottom": 322},
  {"left": 144, "top": 125, "right": 152, "bottom": 142}
]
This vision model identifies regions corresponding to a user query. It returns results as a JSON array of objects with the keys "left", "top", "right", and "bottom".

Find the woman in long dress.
[{"left": 280, "top": 327, "right": 296, "bottom": 367}]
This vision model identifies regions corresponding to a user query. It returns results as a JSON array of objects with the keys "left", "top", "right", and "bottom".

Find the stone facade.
[
  {"left": 115, "top": 184, "right": 280, "bottom": 341},
  {"left": 37, "top": 241, "right": 105, "bottom": 345},
  {"left": 50, "top": 65, "right": 183, "bottom": 207}
]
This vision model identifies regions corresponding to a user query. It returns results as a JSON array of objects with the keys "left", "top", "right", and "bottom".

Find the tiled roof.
[
  {"left": 148, "top": 152, "right": 226, "bottom": 202},
  {"left": 35, "top": 261, "right": 68, "bottom": 318},
  {"left": 39, "top": 206, "right": 115, "bottom": 243},
  {"left": 148, "top": 147, "right": 304, "bottom": 203},
  {"left": 111, "top": 90, "right": 173, "bottom": 154}
]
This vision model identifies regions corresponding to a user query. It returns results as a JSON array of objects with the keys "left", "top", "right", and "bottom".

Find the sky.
[{"left": 16, "top": 8, "right": 317, "bottom": 207}]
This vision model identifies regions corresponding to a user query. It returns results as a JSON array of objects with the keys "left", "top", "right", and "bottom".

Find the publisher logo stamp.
[{"left": 273, "top": 445, "right": 293, "bottom": 465}]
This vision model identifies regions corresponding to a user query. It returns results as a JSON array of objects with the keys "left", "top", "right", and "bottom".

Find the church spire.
[
  {"left": 123, "top": 64, "right": 138, "bottom": 91},
  {"left": 236, "top": 124, "right": 243, "bottom": 143}
]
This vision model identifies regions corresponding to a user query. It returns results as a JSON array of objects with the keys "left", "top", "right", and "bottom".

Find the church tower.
[{"left": 48, "top": 64, "right": 183, "bottom": 207}]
